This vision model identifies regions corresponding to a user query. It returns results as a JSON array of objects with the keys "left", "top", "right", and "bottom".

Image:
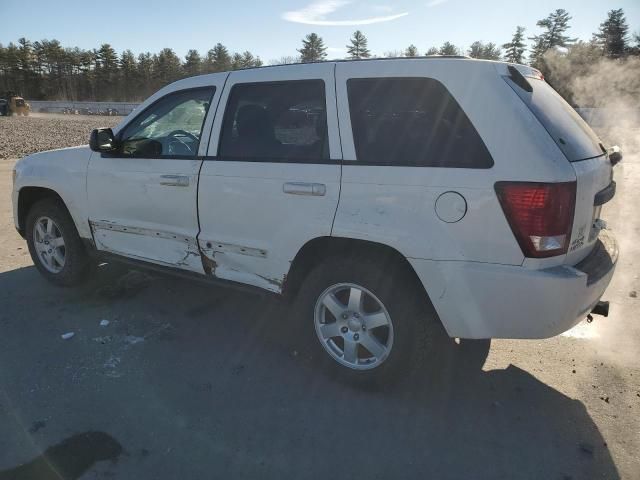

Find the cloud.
[
  {"left": 282, "top": 1, "right": 408, "bottom": 26},
  {"left": 426, "top": 0, "right": 449, "bottom": 6}
]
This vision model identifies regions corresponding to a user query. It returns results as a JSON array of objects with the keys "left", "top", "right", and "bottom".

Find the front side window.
[
  {"left": 219, "top": 80, "right": 328, "bottom": 161},
  {"left": 119, "top": 87, "right": 215, "bottom": 157},
  {"left": 347, "top": 77, "right": 493, "bottom": 168}
]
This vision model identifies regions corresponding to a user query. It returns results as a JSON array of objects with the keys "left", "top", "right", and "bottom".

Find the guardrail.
[{"left": 27, "top": 100, "right": 140, "bottom": 115}]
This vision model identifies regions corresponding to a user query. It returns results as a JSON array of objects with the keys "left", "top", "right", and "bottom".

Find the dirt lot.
[
  {"left": 0, "top": 115, "right": 639, "bottom": 479},
  {"left": 0, "top": 114, "right": 121, "bottom": 159}
]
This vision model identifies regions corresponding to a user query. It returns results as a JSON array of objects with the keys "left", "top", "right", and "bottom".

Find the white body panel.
[
  {"left": 409, "top": 231, "right": 616, "bottom": 339},
  {"left": 198, "top": 63, "right": 341, "bottom": 291},
  {"left": 12, "top": 58, "right": 618, "bottom": 340},
  {"left": 87, "top": 155, "right": 204, "bottom": 271},
  {"left": 13, "top": 146, "right": 94, "bottom": 238},
  {"left": 333, "top": 59, "right": 575, "bottom": 266}
]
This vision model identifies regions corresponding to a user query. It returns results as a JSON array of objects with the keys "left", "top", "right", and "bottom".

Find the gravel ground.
[
  {"left": 0, "top": 114, "right": 121, "bottom": 159},
  {"left": 0, "top": 116, "right": 638, "bottom": 479}
]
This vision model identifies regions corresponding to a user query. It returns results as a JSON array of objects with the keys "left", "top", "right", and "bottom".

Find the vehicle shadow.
[
  {"left": 0, "top": 431, "right": 122, "bottom": 480},
  {"left": 0, "top": 264, "right": 620, "bottom": 480}
]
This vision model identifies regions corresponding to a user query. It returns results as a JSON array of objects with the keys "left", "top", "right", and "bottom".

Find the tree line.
[
  {"left": 0, "top": 42, "right": 262, "bottom": 101},
  {"left": 0, "top": 8, "right": 638, "bottom": 102}
]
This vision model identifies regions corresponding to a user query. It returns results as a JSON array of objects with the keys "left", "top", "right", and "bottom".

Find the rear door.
[
  {"left": 197, "top": 63, "right": 341, "bottom": 292},
  {"left": 505, "top": 72, "right": 614, "bottom": 264},
  {"left": 87, "top": 82, "right": 223, "bottom": 272}
]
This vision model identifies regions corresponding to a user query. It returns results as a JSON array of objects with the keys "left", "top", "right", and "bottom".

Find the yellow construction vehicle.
[{"left": 0, "top": 92, "right": 31, "bottom": 116}]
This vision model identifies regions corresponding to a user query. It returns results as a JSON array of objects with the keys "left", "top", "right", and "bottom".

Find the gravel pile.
[{"left": 0, "top": 114, "right": 121, "bottom": 159}]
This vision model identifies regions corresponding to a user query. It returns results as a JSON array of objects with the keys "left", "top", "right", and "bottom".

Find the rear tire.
[
  {"left": 291, "top": 254, "right": 446, "bottom": 386},
  {"left": 26, "top": 199, "right": 93, "bottom": 286}
]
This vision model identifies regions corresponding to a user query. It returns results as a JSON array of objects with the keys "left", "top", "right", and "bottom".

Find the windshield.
[{"left": 505, "top": 77, "right": 604, "bottom": 161}]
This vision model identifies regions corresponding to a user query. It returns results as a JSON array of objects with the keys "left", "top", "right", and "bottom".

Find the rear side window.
[
  {"left": 505, "top": 77, "right": 604, "bottom": 162},
  {"left": 219, "top": 80, "right": 329, "bottom": 161},
  {"left": 347, "top": 77, "right": 493, "bottom": 168}
]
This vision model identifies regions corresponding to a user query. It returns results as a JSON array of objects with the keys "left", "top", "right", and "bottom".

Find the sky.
[{"left": 1, "top": 0, "right": 639, "bottom": 62}]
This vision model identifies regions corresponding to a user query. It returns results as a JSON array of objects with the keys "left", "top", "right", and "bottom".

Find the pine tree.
[
  {"left": 183, "top": 49, "right": 202, "bottom": 77},
  {"left": 593, "top": 9, "right": 629, "bottom": 58},
  {"left": 529, "top": 9, "right": 576, "bottom": 67},
  {"left": 155, "top": 48, "right": 181, "bottom": 87},
  {"left": 347, "top": 30, "right": 371, "bottom": 59},
  {"left": 95, "top": 44, "right": 118, "bottom": 100},
  {"left": 136, "top": 52, "right": 154, "bottom": 98},
  {"left": 425, "top": 47, "right": 439, "bottom": 56},
  {"left": 119, "top": 50, "right": 137, "bottom": 101},
  {"left": 298, "top": 33, "right": 327, "bottom": 63},
  {"left": 503, "top": 26, "right": 526, "bottom": 64},
  {"left": 438, "top": 42, "right": 460, "bottom": 56},
  {"left": 206, "top": 43, "right": 231, "bottom": 73},
  {"left": 231, "top": 53, "right": 244, "bottom": 70},
  {"left": 404, "top": 44, "right": 418, "bottom": 57},
  {"left": 467, "top": 41, "right": 502, "bottom": 60}
]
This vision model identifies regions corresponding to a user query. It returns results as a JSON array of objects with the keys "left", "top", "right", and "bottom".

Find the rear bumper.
[{"left": 409, "top": 230, "right": 618, "bottom": 339}]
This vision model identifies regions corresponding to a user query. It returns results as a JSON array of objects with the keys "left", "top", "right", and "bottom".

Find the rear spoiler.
[{"left": 507, "top": 66, "right": 533, "bottom": 93}]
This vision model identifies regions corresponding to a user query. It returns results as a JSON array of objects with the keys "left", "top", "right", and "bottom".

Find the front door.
[{"left": 87, "top": 82, "right": 222, "bottom": 273}]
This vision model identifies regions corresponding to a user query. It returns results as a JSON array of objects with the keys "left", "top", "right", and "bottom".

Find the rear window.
[
  {"left": 347, "top": 77, "right": 493, "bottom": 168},
  {"left": 505, "top": 77, "right": 604, "bottom": 162}
]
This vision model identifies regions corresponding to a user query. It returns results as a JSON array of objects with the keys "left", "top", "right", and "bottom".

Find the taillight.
[{"left": 495, "top": 181, "right": 576, "bottom": 258}]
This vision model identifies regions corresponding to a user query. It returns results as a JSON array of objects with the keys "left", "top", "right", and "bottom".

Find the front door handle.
[
  {"left": 160, "top": 175, "right": 190, "bottom": 187},
  {"left": 283, "top": 182, "right": 326, "bottom": 196}
]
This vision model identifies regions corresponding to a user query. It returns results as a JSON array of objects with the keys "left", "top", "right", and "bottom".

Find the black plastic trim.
[
  {"left": 203, "top": 155, "right": 339, "bottom": 164},
  {"left": 574, "top": 235, "right": 617, "bottom": 286},
  {"left": 594, "top": 181, "right": 616, "bottom": 206}
]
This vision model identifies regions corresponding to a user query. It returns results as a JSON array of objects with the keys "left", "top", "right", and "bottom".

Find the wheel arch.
[
  {"left": 17, "top": 187, "right": 68, "bottom": 236},
  {"left": 284, "top": 236, "right": 436, "bottom": 311}
]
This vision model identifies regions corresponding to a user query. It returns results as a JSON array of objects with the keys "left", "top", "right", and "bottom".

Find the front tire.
[
  {"left": 292, "top": 255, "right": 445, "bottom": 386},
  {"left": 26, "top": 199, "right": 93, "bottom": 286}
]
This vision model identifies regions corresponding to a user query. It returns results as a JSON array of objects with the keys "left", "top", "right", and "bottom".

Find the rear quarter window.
[
  {"left": 346, "top": 77, "right": 493, "bottom": 168},
  {"left": 505, "top": 77, "right": 604, "bottom": 162}
]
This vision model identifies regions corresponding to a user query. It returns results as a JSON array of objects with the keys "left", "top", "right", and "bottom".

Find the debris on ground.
[
  {"left": 93, "top": 336, "right": 113, "bottom": 345},
  {"left": 630, "top": 291, "right": 637, "bottom": 298},
  {"left": 61, "top": 332, "right": 75, "bottom": 340},
  {"left": 99, "top": 319, "right": 110, "bottom": 327},
  {"left": 124, "top": 335, "right": 145, "bottom": 346}
]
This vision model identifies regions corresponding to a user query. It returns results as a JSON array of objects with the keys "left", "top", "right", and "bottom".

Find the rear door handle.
[
  {"left": 160, "top": 175, "right": 190, "bottom": 187},
  {"left": 283, "top": 182, "right": 326, "bottom": 196}
]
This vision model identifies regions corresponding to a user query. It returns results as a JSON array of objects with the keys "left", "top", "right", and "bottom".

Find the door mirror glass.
[{"left": 90, "top": 128, "right": 117, "bottom": 152}]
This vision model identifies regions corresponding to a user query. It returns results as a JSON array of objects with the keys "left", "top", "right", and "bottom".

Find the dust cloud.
[{"left": 544, "top": 52, "right": 640, "bottom": 155}]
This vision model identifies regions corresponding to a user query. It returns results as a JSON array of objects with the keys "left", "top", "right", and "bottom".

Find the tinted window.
[
  {"left": 219, "top": 80, "right": 328, "bottom": 160},
  {"left": 119, "top": 87, "right": 214, "bottom": 157},
  {"left": 505, "top": 77, "right": 604, "bottom": 162},
  {"left": 347, "top": 77, "right": 493, "bottom": 168}
]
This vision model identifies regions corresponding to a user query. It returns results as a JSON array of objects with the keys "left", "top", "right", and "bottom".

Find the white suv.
[{"left": 12, "top": 58, "right": 619, "bottom": 382}]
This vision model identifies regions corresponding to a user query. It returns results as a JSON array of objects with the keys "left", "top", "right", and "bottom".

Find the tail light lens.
[{"left": 495, "top": 181, "right": 576, "bottom": 258}]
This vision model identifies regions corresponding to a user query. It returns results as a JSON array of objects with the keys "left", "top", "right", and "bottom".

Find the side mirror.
[
  {"left": 90, "top": 128, "right": 117, "bottom": 152},
  {"left": 608, "top": 145, "right": 622, "bottom": 166}
]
